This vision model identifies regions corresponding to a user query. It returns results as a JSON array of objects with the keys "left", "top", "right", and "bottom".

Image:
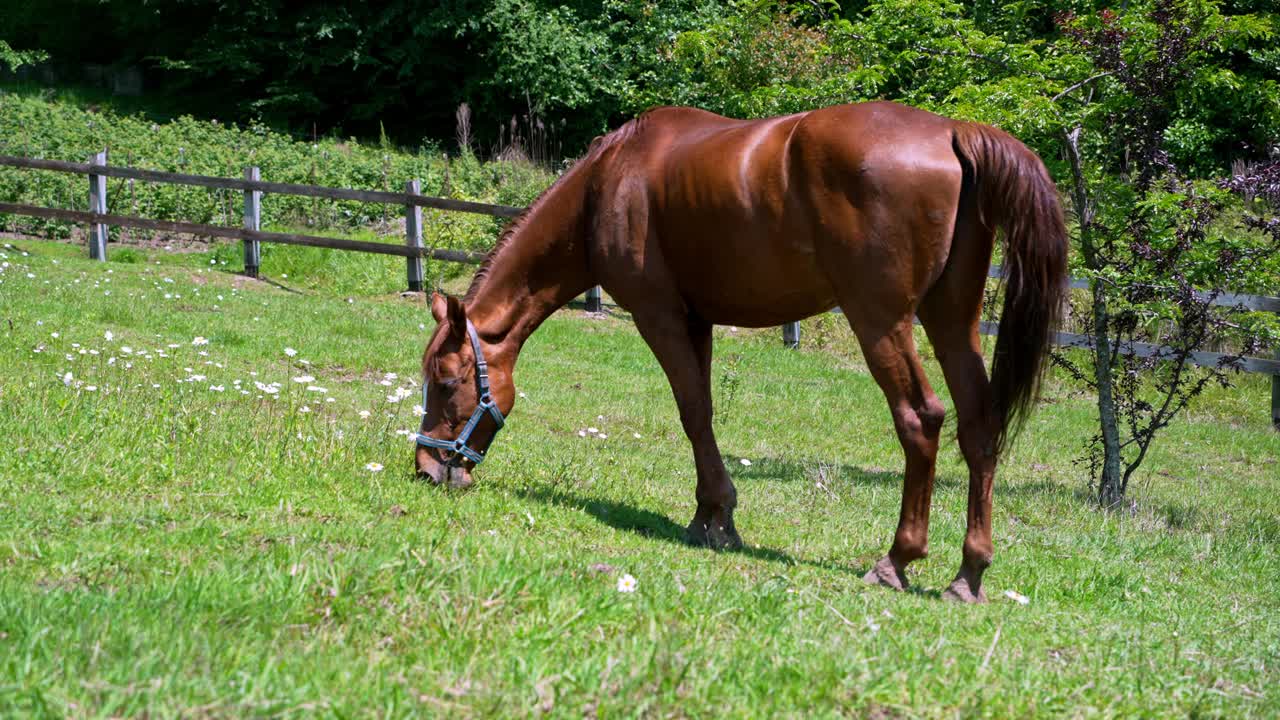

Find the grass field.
[{"left": 1, "top": 238, "right": 1278, "bottom": 718}]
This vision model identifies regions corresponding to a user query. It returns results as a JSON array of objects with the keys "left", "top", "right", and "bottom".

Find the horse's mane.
[{"left": 462, "top": 115, "right": 648, "bottom": 304}]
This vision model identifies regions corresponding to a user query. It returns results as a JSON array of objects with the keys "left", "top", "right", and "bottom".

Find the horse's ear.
[
  {"left": 446, "top": 295, "right": 467, "bottom": 334},
  {"left": 431, "top": 292, "right": 449, "bottom": 324},
  {"left": 430, "top": 292, "right": 467, "bottom": 336}
]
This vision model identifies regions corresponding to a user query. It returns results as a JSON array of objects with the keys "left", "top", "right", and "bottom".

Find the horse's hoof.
[
  {"left": 862, "top": 556, "right": 909, "bottom": 591},
  {"left": 941, "top": 575, "right": 988, "bottom": 604},
  {"left": 686, "top": 517, "right": 743, "bottom": 551}
]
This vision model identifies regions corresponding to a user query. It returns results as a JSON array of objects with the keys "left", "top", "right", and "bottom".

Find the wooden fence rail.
[
  {"left": 1, "top": 151, "right": 1276, "bottom": 427},
  {"left": 0, "top": 154, "right": 523, "bottom": 217},
  {"left": 0, "top": 201, "right": 486, "bottom": 264}
]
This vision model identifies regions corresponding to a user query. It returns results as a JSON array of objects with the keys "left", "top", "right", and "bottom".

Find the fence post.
[
  {"left": 242, "top": 166, "right": 261, "bottom": 277},
  {"left": 782, "top": 321, "right": 800, "bottom": 349},
  {"left": 88, "top": 150, "right": 107, "bottom": 261},
  {"left": 1272, "top": 349, "right": 1279, "bottom": 431},
  {"left": 405, "top": 179, "right": 425, "bottom": 292},
  {"left": 585, "top": 285, "right": 602, "bottom": 312}
]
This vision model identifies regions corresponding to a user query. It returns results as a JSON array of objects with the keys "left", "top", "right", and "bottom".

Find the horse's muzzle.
[{"left": 415, "top": 445, "right": 474, "bottom": 488}]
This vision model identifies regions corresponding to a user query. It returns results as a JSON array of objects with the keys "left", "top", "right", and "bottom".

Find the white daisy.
[{"left": 1004, "top": 590, "right": 1030, "bottom": 605}]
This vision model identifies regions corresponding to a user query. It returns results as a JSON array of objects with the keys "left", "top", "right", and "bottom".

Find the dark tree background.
[{"left": 2, "top": 0, "right": 1276, "bottom": 164}]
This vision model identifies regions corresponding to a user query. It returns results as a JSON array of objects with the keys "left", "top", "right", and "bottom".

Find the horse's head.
[{"left": 414, "top": 293, "right": 510, "bottom": 487}]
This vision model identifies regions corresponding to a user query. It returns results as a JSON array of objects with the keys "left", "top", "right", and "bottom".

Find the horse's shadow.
[
  {"left": 723, "top": 455, "right": 904, "bottom": 488},
  {"left": 512, "top": 483, "right": 810, "bottom": 568},
  {"left": 725, "top": 453, "right": 1072, "bottom": 500},
  {"left": 513, "top": 482, "right": 949, "bottom": 598},
  {"left": 510, "top": 453, "right": 1068, "bottom": 596}
]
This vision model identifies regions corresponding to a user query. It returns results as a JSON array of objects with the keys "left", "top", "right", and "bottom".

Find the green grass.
[{"left": 1, "top": 238, "right": 1278, "bottom": 718}]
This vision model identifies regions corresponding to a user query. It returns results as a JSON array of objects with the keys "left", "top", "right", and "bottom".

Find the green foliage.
[
  {"left": 107, "top": 246, "right": 144, "bottom": 264},
  {"left": 621, "top": 0, "right": 879, "bottom": 118},
  {"left": 0, "top": 39, "right": 46, "bottom": 73},
  {"left": 481, "top": 0, "right": 609, "bottom": 117},
  {"left": 3, "top": 0, "right": 1275, "bottom": 167}
]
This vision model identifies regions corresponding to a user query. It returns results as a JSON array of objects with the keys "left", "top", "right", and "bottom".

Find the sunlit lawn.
[{"left": 1, "top": 238, "right": 1277, "bottom": 718}]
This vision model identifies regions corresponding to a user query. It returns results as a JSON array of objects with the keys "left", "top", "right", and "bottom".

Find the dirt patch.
[{"left": 5, "top": 227, "right": 228, "bottom": 253}]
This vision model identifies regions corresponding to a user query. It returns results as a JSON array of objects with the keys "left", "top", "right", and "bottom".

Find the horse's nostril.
[
  {"left": 415, "top": 446, "right": 446, "bottom": 485},
  {"left": 446, "top": 465, "right": 475, "bottom": 489}
]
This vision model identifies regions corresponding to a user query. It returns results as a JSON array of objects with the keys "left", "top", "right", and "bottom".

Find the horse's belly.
[{"left": 664, "top": 228, "right": 838, "bottom": 327}]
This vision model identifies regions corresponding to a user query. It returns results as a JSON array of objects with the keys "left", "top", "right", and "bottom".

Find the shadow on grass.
[
  {"left": 724, "top": 453, "right": 1072, "bottom": 500},
  {"left": 511, "top": 482, "right": 952, "bottom": 600},
  {"left": 726, "top": 455, "right": 902, "bottom": 487},
  {"left": 507, "top": 452, "right": 1071, "bottom": 601},
  {"left": 511, "top": 484, "right": 847, "bottom": 571}
]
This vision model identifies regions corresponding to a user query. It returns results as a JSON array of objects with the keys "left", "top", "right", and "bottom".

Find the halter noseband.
[{"left": 414, "top": 319, "right": 505, "bottom": 465}]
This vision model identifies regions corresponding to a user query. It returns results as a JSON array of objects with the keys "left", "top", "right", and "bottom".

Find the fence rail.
[
  {"left": 983, "top": 266, "right": 1280, "bottom": 313},
  {"left": 1, "top": 150, "right": 1277, "bottom": 427},
  {"left": 0, "top": 154, "right": 523, "bottom": 217},
  {"left": 978, "top": 322, "right": 1280, "bottom": 375},
  {"left": 0, "top": 201, "right": 486, "bottom": 264}
]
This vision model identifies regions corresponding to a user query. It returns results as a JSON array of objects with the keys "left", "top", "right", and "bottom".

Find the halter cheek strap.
[{"left": 414, "top": 320, "right": 505, "bottom": 465}]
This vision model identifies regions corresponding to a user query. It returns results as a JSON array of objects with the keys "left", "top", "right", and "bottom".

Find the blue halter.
[{"left": 414, "top": 319, "right": 505, "bottom": 465}]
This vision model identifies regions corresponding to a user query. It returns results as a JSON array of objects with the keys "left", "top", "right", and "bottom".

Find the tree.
[
  {"left": 1049, "top": 1, "right": 1280, "bottom": 506},
  {"left": 615, "top": 0, "right": 877, "bottom": 119},
  {"left": 839, "top": 0, "right": 1279, "bottom": 505}
]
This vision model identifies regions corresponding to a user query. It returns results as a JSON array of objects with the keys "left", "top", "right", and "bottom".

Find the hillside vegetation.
[{"left": 0, "top": 90, "right": 554, "bottom": 261}]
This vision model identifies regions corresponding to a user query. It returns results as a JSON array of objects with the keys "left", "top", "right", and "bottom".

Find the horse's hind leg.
[
  {"left": 936, "top": 340, "right": 995, "bottom": 603},
  {"left": 846, "top": 316, "right": 946, "bottom": 591},
  {"left": 918, "top": 226, "right": 998, "bottom": 603}
]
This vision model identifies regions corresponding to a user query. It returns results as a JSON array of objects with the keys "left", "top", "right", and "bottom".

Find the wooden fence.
[{"left": 1, "top": 151, "right": 1276, "bottom": 427}]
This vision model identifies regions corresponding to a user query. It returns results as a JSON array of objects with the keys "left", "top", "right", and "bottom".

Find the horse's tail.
[{"left": 951, "top": 122, "right": 1069, "bottom": 455}]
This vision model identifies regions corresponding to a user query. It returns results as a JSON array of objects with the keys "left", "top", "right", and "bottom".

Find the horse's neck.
[{"left": 465, "top": 171, "right": 593, "bottom": 362}]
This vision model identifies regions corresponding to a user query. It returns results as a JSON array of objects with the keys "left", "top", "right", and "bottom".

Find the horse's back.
[{"left": 592, "top": 103, "right": 967, "bottom": 326}]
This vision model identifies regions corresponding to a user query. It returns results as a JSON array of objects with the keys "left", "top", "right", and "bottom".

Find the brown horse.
[{"left": 415, "top": 102, "right": 1067, "bottom": 602}]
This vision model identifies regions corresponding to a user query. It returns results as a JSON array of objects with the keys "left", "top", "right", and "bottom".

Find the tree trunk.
[
  {"left": 1090, "top": 281, "right": 1125, "bottom": 506},
  {"left": 1063, "top": 127, "right": 1126, "bottom": 507}
]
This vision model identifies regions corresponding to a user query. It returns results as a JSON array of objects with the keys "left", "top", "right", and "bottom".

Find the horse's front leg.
[{"left": 633, "top": 309, "right": 742, "bottom": 550}]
